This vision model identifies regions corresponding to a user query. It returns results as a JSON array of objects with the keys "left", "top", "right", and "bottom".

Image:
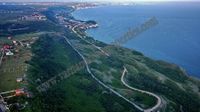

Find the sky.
[{"left": 0, "top": 0, "right": 199, "bottom": 2}]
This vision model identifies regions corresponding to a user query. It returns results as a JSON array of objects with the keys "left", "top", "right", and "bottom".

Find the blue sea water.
[{"left": 72, "top": 2, "right": 200, "bottom": 78}]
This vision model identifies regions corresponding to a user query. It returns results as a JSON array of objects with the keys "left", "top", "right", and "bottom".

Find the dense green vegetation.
[
  {"left": 25, "top": 34, "right": 139, "bottom": 112},
  {"left": 143, "top": 58, "right": 188, "bottom": 83},
  {"left": 0, "top": 21, "right": 61, "bottom": 37},
  {"left": 127, "top": 73, "right": 200, "bottom": 112},
  {"left": 0, "top": 5, "right": 63, "bottom": 37},
  {"left": 42, "top": 6, "right": 73, "bottom": 23},
  {"left": 106, "top": 46, "right": 200, "bottom": 112},
  {"left": 28, "top": 34, "right": 81, "bottom": 83}
]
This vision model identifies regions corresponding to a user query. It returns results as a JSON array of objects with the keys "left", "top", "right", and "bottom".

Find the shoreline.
[{"left": 70, "top": 5, "right": 200, "bottom": 80}]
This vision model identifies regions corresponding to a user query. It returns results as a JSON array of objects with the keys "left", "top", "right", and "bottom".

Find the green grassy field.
[
  {"left": 23, "top": 34, "right": 139, "bottom": 112},
  {"left": 0, "top": 28, "right": 52, "bottom": 92}
]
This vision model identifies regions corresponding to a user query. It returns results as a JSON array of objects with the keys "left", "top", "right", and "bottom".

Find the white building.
[{"left": 6, "top": 51, "right": 14, "bottom": 56}]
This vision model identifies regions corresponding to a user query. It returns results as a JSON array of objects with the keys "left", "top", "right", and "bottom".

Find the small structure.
[
  {"left": 12, "top": 40, "right": 17, "bottom": 44},
  {"left": 14, "top": 49, "right": 19, "bottom": 53},
  {"left": 7, "top": 37, "right": 12, "bottom": 40},
  {"left": 16, "top": 78, "right": 23, "bottom": 83},
  {"left": 3, "top": 45, "right": 10, "bottom": 50},
  {"left": 25, "top": 43, "right": 31, "bottom": 48},
  {"left": 5, "top": 51, "right": 14, "bottom": 56},
  {"left": 15, "top": 89, "right": 25, "bottom": 96}
]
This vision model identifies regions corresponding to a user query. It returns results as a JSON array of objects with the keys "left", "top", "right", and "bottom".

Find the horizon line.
[{"left": 0, "top": 0, "right": 200, "bottom": 3}]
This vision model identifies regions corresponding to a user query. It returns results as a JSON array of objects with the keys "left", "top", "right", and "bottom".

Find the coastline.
[{"left": 71, "top": 5, "right": 200, "bottom": 79}]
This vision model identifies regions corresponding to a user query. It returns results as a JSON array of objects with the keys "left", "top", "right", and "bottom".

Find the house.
[
  {"left": 5, "top": 51, "right": 14, "bottom": 56},
  {"left": 12, "top": 40, "right": 17, "bottom": 44},
  {"left": 3, "top": 45, "right": 10, "bottom": 50},
  {"left": 15, "top": 89, "right": 25, "bottom": 96},
  {"left": 16, "top": 78, "right": 23, "bottom": 82},
  {"left": 7, "top": 36, "right": 12, "bottom": 40}
]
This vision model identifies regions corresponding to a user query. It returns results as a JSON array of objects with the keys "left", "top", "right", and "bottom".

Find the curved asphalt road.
[
  {"left": 63, "top": 36, "right": 144, "bottom": 112},
  {"left": 121, "top": 67, "right": 162, "bottom": 112},
  {"left": 65, "top": 22, "right": 162, "bottom": 112}
]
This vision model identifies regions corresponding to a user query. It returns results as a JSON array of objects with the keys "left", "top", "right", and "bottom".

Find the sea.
[{"left": 72, "top": 2, "right": 200, "bottom": 78}]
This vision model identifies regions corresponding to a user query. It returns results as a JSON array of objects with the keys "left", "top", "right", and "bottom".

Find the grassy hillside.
[
  {"left": 102, "top": 45, "right": 200, "bottom": 112},
  {"left": 25, "top": 6, "right": 200, "bottom": 112},
  {"left": 24, "top": 34, "right": 139, "bottom": 112}
]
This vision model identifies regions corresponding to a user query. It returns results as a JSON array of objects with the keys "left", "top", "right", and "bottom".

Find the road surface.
[
  {"left": 63, "top": 18, "right": 162, "bottom": 112},
  {"left": 63, "top": 36, "right": 145, "bottom": 112},
  {"left": 121, "top": 67, "right": 162, "bottom": 112},
  {"left": 71, "top": 24, "right": 110, "bottom": 56}
]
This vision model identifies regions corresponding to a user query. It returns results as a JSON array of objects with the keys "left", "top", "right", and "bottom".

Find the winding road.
[
  {"left": 63, "top": 17, "right": 162, "bottom": 112},
  {"left": 63, "top": 36, "right": 144, "bottom": 112},
  {"left": 121, "top": 67, "right": 162, "bottom": 112}
]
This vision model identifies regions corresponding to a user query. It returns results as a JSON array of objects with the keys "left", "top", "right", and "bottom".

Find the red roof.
[
  {"left": 15, "top": 89, "right": 25, "bottom": 96},
  {"left": 3, "top": 45, "right": 10, "bottom": 49}
]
